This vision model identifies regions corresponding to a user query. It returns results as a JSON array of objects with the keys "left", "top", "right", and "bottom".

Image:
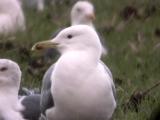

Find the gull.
[
  {"left": 0, "top": 59, "right": 25, "bottom": 120},
  {"left": 32, "top": 25, "right": 116, "bottom": 120},
  {"left": 41, "top": 1, "right": 100, "bottom": 116},
  {"left": 71, "top": 1, "right": 95, "bottom": 27},
  {"left": 0, "top": 0, "right": 25, "bottom": 36}
]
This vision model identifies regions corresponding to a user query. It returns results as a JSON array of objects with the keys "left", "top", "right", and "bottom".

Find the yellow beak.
[
  {"left": 86, "top": 13, "right": 96, "bottom": 20},
  {"left": 31, "top": 40, "right": 59, "bottom": 51}
]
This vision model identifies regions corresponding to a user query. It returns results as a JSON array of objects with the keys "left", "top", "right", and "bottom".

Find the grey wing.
[
  {"left": 20, "top": 94, "right": 41, "bottom": 120},
  {"left": 41, "top": 28, "right": 66, "bottom": 113},
  {"left": 40, "top": 64, "right": 55, "bottom": 115},
  {"left": 100, "top": 61, "right": 116, "bottom": 100}
]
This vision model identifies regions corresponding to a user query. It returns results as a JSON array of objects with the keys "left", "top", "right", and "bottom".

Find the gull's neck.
[
  {"left": 0, "top": 87, "right": 20, "bottom": 112},
  {"left": 61, "top": 49, "right": 100, "bottom": 65},
  {"left": 0, "top": 86, "right": 19, "bottom": 99},
  {"left": 0, "top": 88, "right": 23, "bottom": 120},
  {"left": 71, "top": 22, "right": 94, "bottom": 28},
  {"left": 53, "top": 50, "right": 100, "bottom": 89}
]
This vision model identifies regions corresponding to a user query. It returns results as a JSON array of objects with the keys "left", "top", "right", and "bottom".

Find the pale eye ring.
[{"left": 67, "top": 34, "right": 73, "bottom": 39}]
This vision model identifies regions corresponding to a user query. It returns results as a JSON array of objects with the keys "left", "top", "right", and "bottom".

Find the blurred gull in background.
[
  {"left": 32, "top": 25, "right": 116, "bottom": 120},
  {"left": 0, "top": 0, "right": 25, "bottom": 36},
  {"left": 71, "top": 1, "right": 96, "bottom": 27},
  {"left": 71, "top": 1, "right": 108, "bottom": 56}
]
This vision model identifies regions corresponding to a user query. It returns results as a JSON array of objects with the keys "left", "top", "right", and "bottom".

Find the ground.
[{"left": 0, "top": 0, "right": 160, "bottom": 119}]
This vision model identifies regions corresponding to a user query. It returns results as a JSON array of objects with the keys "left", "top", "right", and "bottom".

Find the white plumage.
[
  {"left": 32, "top": 25, "right": 116, "bottom": 120},
  {"left": 0, "top": 0, "right": 25, "bottom": 36},
  {"left": 71, "top": 1, "right": 95, "bottom": 27},
  {"left": 0, "top": 59, "right": 25, "bottom": 120}
]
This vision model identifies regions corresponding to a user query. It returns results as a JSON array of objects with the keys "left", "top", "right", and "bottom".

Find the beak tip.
[
  {"left": 86, "top": 13, "right": 96, "bottom": 20},
  {"left": 31, "top": 47, "right": 35, "bottom": 51},
  {"left": 31, "top": 40, "right": 57, "bottom": 52},
  {"left": 31, "top": 44, "right": 37, "bottom": 51}
]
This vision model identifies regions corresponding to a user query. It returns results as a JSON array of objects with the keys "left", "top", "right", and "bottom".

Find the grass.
[{"left": 0, "top": 0, "right": 160, "bottom": 119}]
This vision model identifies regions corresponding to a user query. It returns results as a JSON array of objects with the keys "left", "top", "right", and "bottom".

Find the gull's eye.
[
  {"left": 0, "top": 67, "right": 7, "bottom": 72},
  {"left": 76, "top": 8, "right": 82, "bottom": 12},
  {"left": 67, "top": 34, "right": 73, "bottom": 39}
]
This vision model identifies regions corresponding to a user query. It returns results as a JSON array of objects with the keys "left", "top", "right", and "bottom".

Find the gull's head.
[
  {"left": 71, "top": 1, "right": 95, "bottom": 26},
  {"left": 32, "top": 25, "right": 102, "bottom": 58},
  {"left": 0, "top": 59, "right": 21, "bottom": 89}
]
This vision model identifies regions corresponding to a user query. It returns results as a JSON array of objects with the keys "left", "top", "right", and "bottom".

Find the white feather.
[
  {"left": 0, "top": 59, "right": 25, "bottom": 120},
  {"left": 0, "top": 0, "right": 25, "bottom": 36}
]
